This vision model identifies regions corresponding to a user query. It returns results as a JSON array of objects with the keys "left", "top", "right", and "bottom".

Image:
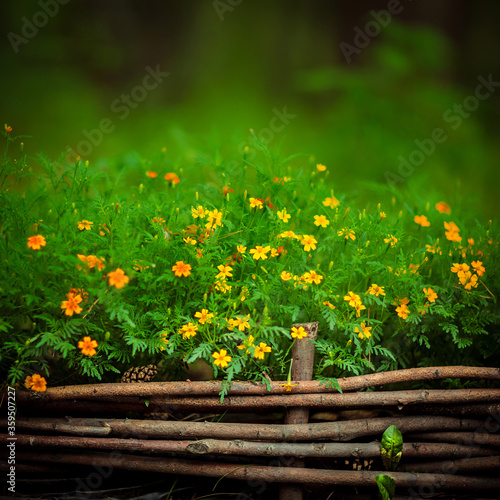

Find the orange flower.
[
  {"left": 78, "top": 220, "right": 93, "bottom": 230},
  {"left": 78, "top": 336, "right": 98, "bottom": 356},
  {"left": 291, "top": 326, "right": 308, "bottom": 339},
  {"left": 435, "top": 201, "right": 451, "bottom": 214},
  {"left": 107, "top": 268, "right": 130, "bottom": 289},
  {"left": 165, "top": 172, "right": 180, "bottom": 184},
  {"left": 423, "top": 287, "right": 438, "bottom": 303},
  {"left": 414, "top": 215, "right": 430, "bottom": 227},
  {"left": 316, "top": 164, "right": 327, "bottom": 172},
  {"left": 27, "top": 235, "right": 46, "bottom": 250},
  {"left": 172, "top": 261, "right": 192, "bottom": 277},
  {"left": 25, "top": 373, "right": 47, "bottom": 392},
  {"left": 395, "top": 303, "right": 410, "bottom": 319},
  {"left": 444, "top": 221, "right": 461, "bottom": 242},
  {"left": 61, "top": 293, "right": 83, "bottom": 316},
  {"left": 471, "top": 260, "right": 485, "bottom": 276},
  {"left": 5, "top": 124, "right": 13, "bottom": 133},
  {"left": 146, "top": 171, "right": 158, "bottom": 178}
]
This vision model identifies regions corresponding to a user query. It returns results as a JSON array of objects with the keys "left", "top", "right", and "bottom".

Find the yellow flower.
[
  {"left": 278, "top": 230, "right": 297, "bottom": 239},
  {"left": 414, "top": 215, "right": 430, "bottom": 227},
  {"left": 323, "top": 301, "right": 336, "bottom": 310},
  {"left": 395, "top": 304, "right": 410, "bottom": 320},
  {"left": 354, "top": 303, "right": 366, "bottom": 317},
  {"left": 214, "top": 280, "right": 232, "bottom": 293},
  {"left": 322, "top": 196, "right": 339, "bottom": 208},
  {"left": 457, "top": 270, "right": 479, "bottom": 290},
  {"left": 379, "top": 212, "right": 387, "bottom": 219},
  {"left": 451, "top": 263, "right": 470, "bottom": 274},
  {"left": 280, "top": 381, "right": 298, "bottom": 392},
  {"left": 384, "top": 235, "right": 398, "bottom": 247},
  {"left": 316, "top": 163, "right": 327, "bottom": 172},
  {"left": 344, "top": 291, "right": 362, "bottom": 308},
  {"left": 216, "top": 264, "right": 233, "bottom": 280},
  {"left": 206, "top": 209, "right": 223, "bottom": 229},
  {"left": 191, "top": 205, "right": 206, "bottom": 219},
  {"left": 107, "top": 268, "right": 130, "bottom": 289},
  {"left": 254, "top": 342, "right": 272, "bottom": 359},
  {"left": 426, "top": 242, "right": 441, "bottom": 255},
  {"left": 78, "top": 220, "right": 93, "bottom": 230},
  {"left": 277, "top": 208, "right": 291, "bottom": 223},
  {"left": 291, "top": 326, "right": 308, "bottom": 339},
  {"left": 194, "top": 309, "right": 214, "bottom": 325},
  {"left": 25, "top": 373, "right": 47, "bottom": 392},
  {"left": 368, "top": 284, "right": 385, "bottom": 297},
  {"left": 302, "top": 270, "right": 323, "bottom": 285},
  {"left": 158, "top": 332, "right": 169, "bottom": 350},
  {"left": 281, "top": 271, "right": 292, "bottom": 281},
  {"left": 314, "top": 215, "right": 330, "bottom": 228},
  {"left": 338, "top": 228, "right": 355, "bottom": 241},
  {"left": 27, "top": 235, "right": 46, "bottom": 250},
  {"left": 61, "top": 292, "right": 83, "bottom": 316},
  {"left": 435, "top": 201, "right": 451, "bottom": 214},
  {"left": 250, "top": 245, "right": 271, "bottom": 260},
  {"left": 78, "top": 336, "right": 98, "bottom": 356},
  {"left": 301, "top": 234, "right": 317, "bottom": 251},
  {"left": 249, "top": 197, "right": 264, "bottom": 209},
  {"left": 471, "top": 260, "right": 485, "bottom": 276},
  {"left": 237, "top": 245, "right": 247, "bottom": 254},
  {"left": 179, "top": 322, "right": 198, "bottom": 339},
  {"left": 212, "top": 349, "right": 231, "bottom": 368},
  {"left": 354, "top": 322, "right": 372, "bottom": 340},
  {"left": 172, "top": 261, "right": 192, "bottom": 277},
  {"left": 237, "top": 334, "right": 255, "bottom": 353},
  {"left": 444, "top": 221, "right": 461, "bottom": 242},
  {"left": 228, "top": 315, "right": 250, "bottom": 332},
  {"left": 423, "top": 287, "right": 438, "bottom": 303}
]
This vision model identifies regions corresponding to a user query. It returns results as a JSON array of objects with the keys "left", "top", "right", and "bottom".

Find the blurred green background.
[{"left": 1, "top": 0, "right": 499, "bottom": 217}]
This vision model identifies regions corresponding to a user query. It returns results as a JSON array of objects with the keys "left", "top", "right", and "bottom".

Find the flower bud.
[
  {"left": 139, "top": 183, "right": 144, "bottom": 194},
  {"left": 104, "top": 331, "right": 111, "bottom": 341}
]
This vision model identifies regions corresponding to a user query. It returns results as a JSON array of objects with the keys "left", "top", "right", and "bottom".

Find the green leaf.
[
  {"left": 380, "top": 425, "right": 403, "bottom": 471},
  {"left": 375, "top": 474, "right": 395, "bottom": 500}
]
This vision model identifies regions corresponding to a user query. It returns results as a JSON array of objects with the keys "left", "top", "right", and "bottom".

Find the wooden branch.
[
  {"left": 400, "top": 455, "right": 500, "bottom": 473},
  {"left": 2, "top": 433, "right": 495, "bottom": 460},
  {"left": 406, "top": 432, "right": 500, "bottom": 447},
  {"left": 15, "top": 450, "right": 500, "bottom": 490},
  {"left": 9, "top": 415, "right": 492, "bottom": 442},
  {"left": 17, "top": 388, "right": 500, "bottom": 413},
  {"left": 15, "top": 366, "right": 500, "bottom": 404}
]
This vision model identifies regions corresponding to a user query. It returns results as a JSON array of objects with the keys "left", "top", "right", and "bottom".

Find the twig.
[
  {"left": 14, "top": 450, "right": 500, "bottom": 490},
  {"left": 15, "top": 366, "right": 500, "bottom": 403}
]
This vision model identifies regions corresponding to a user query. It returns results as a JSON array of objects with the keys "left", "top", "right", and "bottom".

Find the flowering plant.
[{"left": 1, "top": 127, "right": 499, "bottom": 396}]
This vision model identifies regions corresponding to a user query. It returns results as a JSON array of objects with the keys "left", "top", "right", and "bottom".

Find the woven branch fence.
[{"left": 3, "top": 333, "right": 500, "bottom": 499}]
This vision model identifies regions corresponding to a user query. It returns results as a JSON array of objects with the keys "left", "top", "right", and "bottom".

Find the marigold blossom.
[
  {"left": 237, "top": 334, "right": 255, "bottom": 353},
  {"left": 384, "top": 235, "right": 398, "bottom": 247},
  {"left": 277, "top": 208, "right": 291, "bottom": 223},
  {"left": 316, "top": 163, "right": 327, "bottom": 172},
  {"left": 172, "top": 261, "right": 192, "bottom": 277},
  {"left": 302, "top": 270, "right": 323, "bottom": 285},
  {"left": 368, "top": 284, "right": 385, "bottom": 297},
  {"left": 457, "top": 270, "right": 479, "bottom": 290},
  {"left": 314, "top": 215, "right": 330, "bottom": 228},
  {"left": 212, "top": 349, "right": 231, "bottom": 368},
  {"left": 237, "top": 245, "right": 247, "bottom": 254},
  {"left": 249, "top": 197, "right": 264, "bottom": 209},
  {"left": 444, "top": 221, "right": 461, "bottom": 242},
  {"left": 78, "top": 336, "right": 98, "bottom": 356},
  {"left": 228, "top": 315, "right": 250, "bottom": 332},
  {"left": 205, "top": 209, "right": 223, "bottom": 229},
  {"left": 5, "top": 124, "right": 13, "bottom": 133},
  {"left": 27, "top": 235, "right": 46, "bottom": 250},
  {"left": 471, "top": 260, "right": 485, "bottom": 276},
  {"left": 165, "top": 172, "right": 180, "bottom": 184},
  {"left": 254, "top": 342, "right": 272, "bottom": 359},
  {"left": 435, "top": 201, "right": 451, "bottom": 214},
  {"left": 61, "top": 293, "right": 83, "bottom": 316},
  {"left": 179, "top": 322, "right": 198, "bottom": 339},
  {"left": 338, "top": 228, "right": 356, "bottom": 241},
  {"left": 194, "top": 309, "right": 214, "bottom": 325},
  {"left": 281, "top": 271, "right": 292, "bottom": 281},
  {"left": 191, "top": 206, "right": 206, "bottom": 219},
  {"left": 25, "top": 373, "right": 47, "bottom": 392},
  {"left": 78, "top": 220, "right": 93, "bottom": 230},
  {"left": 250, "top": 245, "right": 271, "bottom": 260},
  {"left": 451, "top": 263, "right": 470, "bottom": 274},
  {"left": 107, "top": 268, "right": 130, "bottom": 289},
  {"left": 423, "top": 287, "right": 438, "bottom": 303},
  {"left": 216, "top": 264, "right": 233, "bottom": 280},
  {"left": 414, "top": 215, "right": 430, "bottom": 227},
  {"left": 291, "top": 326, "right": 308, "bottom": 339},
  {"left": 278, "top": 230, "right": 298, "bottom": 239},
  {"left": 322, "top": 196, "right": 339, "bottom": 208},
  {"left": 395, "top": 304, "right": 410, "bottom": 320},
  {"left": 354, "top": 322, "right": 372, "bottom": 340},
  {"left": 344, "top": 291, "right": 362, "bottom": 308},
  {"left": 146, "top": 171, "right": 158, "bottom": 178},
  {"left": 301, "top": 234, "right": 317, "bottom": 251}
]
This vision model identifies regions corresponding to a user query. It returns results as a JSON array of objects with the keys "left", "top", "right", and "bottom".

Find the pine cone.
[{"left": 121, "top": 364, "right": 158, "bottom": 383}]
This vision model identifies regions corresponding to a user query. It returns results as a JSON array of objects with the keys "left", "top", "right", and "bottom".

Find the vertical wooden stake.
[{"left": 279, "top": 321, "right": 318, "bottom": 500}]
